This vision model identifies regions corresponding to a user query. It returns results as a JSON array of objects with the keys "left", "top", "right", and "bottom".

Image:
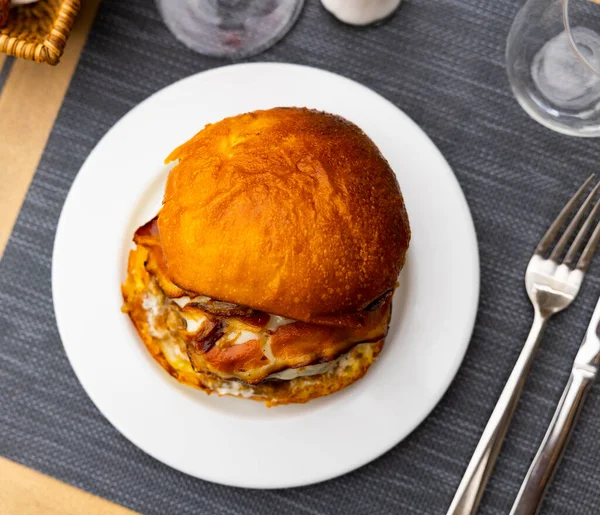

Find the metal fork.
[{"left": 447, "top": 175, "right": 600, "bottom": 515}]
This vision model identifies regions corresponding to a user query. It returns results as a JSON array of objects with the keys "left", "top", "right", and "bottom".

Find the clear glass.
[
  {"left": 506, "top": 0, "right": 600, "bottom": 136},
  {"left": 156, "top": 0, "right": 305, "bottom": 59}
]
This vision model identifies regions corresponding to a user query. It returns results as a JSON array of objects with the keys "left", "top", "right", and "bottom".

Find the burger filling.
[{"left": 142, "top": 283, "right": 343, "bottom": 382}]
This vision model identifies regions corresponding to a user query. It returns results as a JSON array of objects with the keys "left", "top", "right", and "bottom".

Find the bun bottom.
[{"left": 122, "top": 250, "right": 386, "bottom": 407}]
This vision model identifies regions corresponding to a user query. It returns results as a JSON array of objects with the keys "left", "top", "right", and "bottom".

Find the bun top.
[{"left": 157, "top": 107, "right": 410, "bottom": 323}]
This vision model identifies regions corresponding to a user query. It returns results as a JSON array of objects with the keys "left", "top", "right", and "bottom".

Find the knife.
[{"left": 510, "top": 295, "right": 600, "bottom": 515}]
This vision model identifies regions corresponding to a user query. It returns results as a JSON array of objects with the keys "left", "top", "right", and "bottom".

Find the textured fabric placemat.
[{"left": 3, "top": 0, "right": 600, "bottom": 513}]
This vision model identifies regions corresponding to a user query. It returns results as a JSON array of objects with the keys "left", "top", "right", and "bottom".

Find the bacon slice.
[
  {"left": 269, "top": 298, "right": 390, "bottom": 368},
  {"left": 134, "top": 217, "right": 187, "bottom": 298}
]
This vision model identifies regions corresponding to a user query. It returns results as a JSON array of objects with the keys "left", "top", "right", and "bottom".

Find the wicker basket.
[{"left": 0, "top": 0, "right": 80, "bottom": 65}]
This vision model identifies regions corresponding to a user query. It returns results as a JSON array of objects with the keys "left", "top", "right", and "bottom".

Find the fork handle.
[
  {"left": 510, "top": 367, "right": 595, "bottom": 515},
  {"left": 447, "top": 312, "right": 548, "bottom": 515}
]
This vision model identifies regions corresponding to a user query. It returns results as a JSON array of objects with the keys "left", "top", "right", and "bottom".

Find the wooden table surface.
[{"left": 0, "top": 1, "right": 139, "bottom": 513}]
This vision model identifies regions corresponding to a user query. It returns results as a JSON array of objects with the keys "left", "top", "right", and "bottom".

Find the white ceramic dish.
[{"left": 53, "top": 63, "right": 479, "bottom": 489}]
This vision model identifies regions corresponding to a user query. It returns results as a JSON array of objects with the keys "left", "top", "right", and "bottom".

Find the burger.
[{"left": 121, "top": 107, "right": 410, "bottom": 406}]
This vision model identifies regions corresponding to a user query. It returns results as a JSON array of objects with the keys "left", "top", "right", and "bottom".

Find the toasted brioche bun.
[{"left": 158, "top": 107, "right": 410, "bottom": 323}]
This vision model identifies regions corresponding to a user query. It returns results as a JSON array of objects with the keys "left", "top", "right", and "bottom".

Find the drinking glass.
[
  {"left": 506, "top": 0, "right": 600, "bottom": 136},
  {"left": 157, "top": 0, "right": 305, "bottom": 59}
]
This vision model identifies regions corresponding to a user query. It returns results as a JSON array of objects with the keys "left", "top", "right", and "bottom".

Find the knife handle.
[
  {"left": 510, "top": 367, "right": 595, "bottom": 515},
  {"left": 447, "top": 313, "right": 549, "bottom": 515}
]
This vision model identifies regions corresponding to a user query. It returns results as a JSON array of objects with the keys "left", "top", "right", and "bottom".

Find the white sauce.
[
  {"left": 171, "top": 296, "right": 191, "bottom": 308},
  {"left": 215, "top": 381, "right": 255, "bottom": 398},
  {"left": 142, "top": 293, "right": 162, "bottom": 317},
  {"left": 143, "top": 293, "right": 166, "bottom": 338},
  {"left": 170, "top": 297, "right": 209, "bottom": 333},
  {"left": 267, "top": 361, "right": 334, "bottom": 380},
  {"left": 265, "top": 315, "right": 296, "bottom": 332},
  {"left": 267, "top": 344, "right": 365, "bottom": 381},
  {"left": 171, "top": 295, "right": 210, "bottom": 308},
  {"left": 180, "top": 313, "right": 206, "bottom": 334}
]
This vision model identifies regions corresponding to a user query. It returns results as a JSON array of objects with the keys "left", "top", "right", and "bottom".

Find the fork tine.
[
  {"left": 577, "top": 218, "right": 600, "bottom": 272},
  {"left": 564, "top": 190, "right": 600, "bottom": 266},
  {"left": 550, "top": 179, "right": 600, "bottom": 261},
  {"left": 535, "top": 174, "right": 594, "bottom": 255}
]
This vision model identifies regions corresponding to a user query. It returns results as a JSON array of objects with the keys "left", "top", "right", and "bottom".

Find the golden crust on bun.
[{"left": 158, "top": 107, "right": 410, "bottom": 323}]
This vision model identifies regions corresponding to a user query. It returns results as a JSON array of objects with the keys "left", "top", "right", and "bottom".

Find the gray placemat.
[{"left": 3, "top": 0, "right": 600, "bottom": 513}]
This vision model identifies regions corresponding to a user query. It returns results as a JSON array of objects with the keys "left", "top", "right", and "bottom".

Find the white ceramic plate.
[{"left": 53, "top": 63, "right": 479, "bottom": 489}]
